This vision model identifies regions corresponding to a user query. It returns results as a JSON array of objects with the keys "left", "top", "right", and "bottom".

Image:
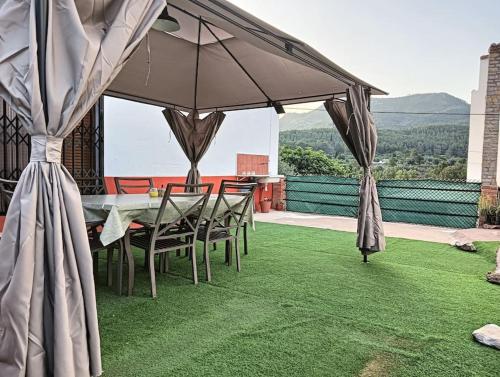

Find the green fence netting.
[{"left": 285, "top": 176, "right": 481, "bottom": 229}]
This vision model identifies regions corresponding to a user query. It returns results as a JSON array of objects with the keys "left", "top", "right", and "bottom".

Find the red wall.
[
  {"left": 104, "top": 175, "right": 274, "bottom": 212},
  {"left": 104, "top": 175, "right": 238, "bottom": 194},
  {"left": 0, "top": 176, "right": 276, "bottom": 232}
]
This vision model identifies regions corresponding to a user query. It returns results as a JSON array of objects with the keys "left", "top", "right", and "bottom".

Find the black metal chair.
[
  {"left": 0, "top": 178, "right": 18, "bottom": 240},
  {"left": 114, "top": 177, "right": 154, "bottom": 194},
  {"left": 88, "top": 224, "right": 115, "bottom": 284},
  {"left": 114, "top": 176, "right": 156, "bottom": 269},
  {"left": 87, "top": 219, "right": 135, "bottom": 295},
  {"left": 0, "top": 178, "right": 17, "bottom": 212},
  {"left": 129, "top": 183, "right": 213, "bottom": 298},
  {"left": 220, "top": 179, "right": 254, "bottom": 256},
  {"left": 198, "top": 180, "right": 256, "bottom": 282}
]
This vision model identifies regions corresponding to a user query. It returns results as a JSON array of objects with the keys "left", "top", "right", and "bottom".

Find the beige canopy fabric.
[
  {"left": 107, "top": 0, "right": 386, "bottom": 113},
  {"left": 324, "top": 85, "right": 386, "bottom": 259},
  {"left": 0, "top": 1, "right": 164, "bottom": 376},
  {"left": 163, "top": 109, "right": 226, "bottom": 192}
]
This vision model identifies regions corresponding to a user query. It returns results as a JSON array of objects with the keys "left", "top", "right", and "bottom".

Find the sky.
[{"left": 230, "top": 0, "right": 500, "bottom": 103}]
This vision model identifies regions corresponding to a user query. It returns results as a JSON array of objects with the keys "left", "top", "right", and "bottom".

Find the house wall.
[
  {"left": 467, "top": 43, "right": 500, "bottom": 188},
  {"left": 467, "top": 55, "right": 489, "bottom": 182},
  {"left": 103, "top": 97, "right": 279, "bottom": 178},
  {"left": 481, "top": 43, "right": 500, "bottom": 187}
]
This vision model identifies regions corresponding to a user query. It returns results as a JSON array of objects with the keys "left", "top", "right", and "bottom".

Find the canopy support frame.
[
  {"left": 35, "top": 0, "right": 49, "bottom": 124},
  {"left": 193, "top": 17, "right": 202, "bottom": 110},
  {"left": 202, "top": 20, "right": 272, "bottom": 105},
  {"left": 187, "top": 0, "right": 356, "bottom": 88}
]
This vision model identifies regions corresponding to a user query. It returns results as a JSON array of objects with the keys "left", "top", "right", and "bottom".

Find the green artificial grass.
[{"left": 95, "top": 222, "right": 500, "bottom": 377}]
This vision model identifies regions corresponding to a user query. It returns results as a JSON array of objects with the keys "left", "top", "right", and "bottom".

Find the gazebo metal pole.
[
  {"left": 35, "top": 0, "right": 49, "bottom": 124},
  {"left": 193, "top": 17, "right": 201, "bottom": 110}
]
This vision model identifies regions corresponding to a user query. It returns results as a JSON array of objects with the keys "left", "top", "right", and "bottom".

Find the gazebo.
[{"left": 0, "top": 1, "right": 386, "bottom": 376}]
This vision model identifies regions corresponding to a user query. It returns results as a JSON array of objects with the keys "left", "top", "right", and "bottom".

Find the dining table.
[{"left": 81, "top": 193, "right": 254, "bottom": 295}]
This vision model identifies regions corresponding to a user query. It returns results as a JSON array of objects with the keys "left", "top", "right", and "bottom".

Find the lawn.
[{"left": 95, "top": 222, "right": 500, "bottom": 377}]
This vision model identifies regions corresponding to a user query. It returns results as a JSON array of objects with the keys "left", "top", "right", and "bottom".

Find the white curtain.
[
  {"left": 162, "top": 109, "right": 226, "bottom": 192},
  {"left": 324, "top": 85, "right": 385, "bottom": 256},
  {"left": 0, "top": 1, "right": 164, "bottom": 376}
]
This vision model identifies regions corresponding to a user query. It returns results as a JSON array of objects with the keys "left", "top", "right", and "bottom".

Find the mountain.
[{"left": 279, "top": 93, "right": 470, "bottom": 131}]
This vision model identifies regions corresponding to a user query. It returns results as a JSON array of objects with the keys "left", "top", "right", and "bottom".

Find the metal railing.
[{"left": 0, "top": 98, "right": 105, "bottom": 213}]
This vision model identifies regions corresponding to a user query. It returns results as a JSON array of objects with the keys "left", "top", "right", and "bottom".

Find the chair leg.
[
  {"left": 159, "top": 254, "right": 165, "bottom": 274},
  {"left": 149, "top": 251, "right": 157, "bottom": 298},
  {"left": 235, "top": 238, "right": 241, "bottom": 272},
  {"left": 106, "top": 248, "right": 113, "bottom": 287},
  {"left": 187, "top": 236, "right": 193, "bottom": 260},
  {"left": 225, "top": 239, "right": 232, "bottom": 266},
  {"left": 116, "top": 248, "right": 124, "bottom": 296},
  {"left": 164, "top": 252, "right": 170, "bottom": 272},
  {"left": 91, "top": 252, "right": 98, "bottom": 285},
  {"left": 144, "top": 249, "right": 149, "bottom": 270},
  {"left": 204, "top": 240, "right": 211, "bottom": 282},
  {"left": 243, "top": 222, "right": 248, "bottom": 255},
  {"left": 92, "top": 252, "right": 99, "bottom": 282},
  {"left": 191, "top": 245, "right": 198, "bottom": 285},
  {"left": 159, "top": 252, "right": 169, "bottom": 273},
  {"left": 123, "top": 231, "right": 135, "bottom": 296}
]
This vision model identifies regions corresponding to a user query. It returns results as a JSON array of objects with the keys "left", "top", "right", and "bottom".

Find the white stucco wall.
[
  {"left": 466, "top": 56, "right": 489, "bottom": 182},
  {"left": 104, "top": 97, "right": 279, "bottom": 177}
]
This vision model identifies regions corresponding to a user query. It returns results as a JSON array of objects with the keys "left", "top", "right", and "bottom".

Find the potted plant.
[
  {"left": 260, "top": 197, "right": 272, "bottom": 213},
  {"left": 479, "top": 195, "right": 496, "bottom": 226},
  {"left": 478, "top": 195, "right": 490, "bottom": 225},
  {"left": 486, "top": 205, "right": 497, "bottom": 225}
]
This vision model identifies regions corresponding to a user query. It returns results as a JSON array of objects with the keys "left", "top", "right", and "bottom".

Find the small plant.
[
  {"left": 478, "top": 195, "right": 494, "bottom": 216},
  {"left": 478, "top": 195, "right": 498, "bottom": 225}
]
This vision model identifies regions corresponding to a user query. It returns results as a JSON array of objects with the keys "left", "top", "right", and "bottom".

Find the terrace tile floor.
[
  {"left": 96, "top": 222, "right": 499, "bottom": 376},
  {"left": 255, "top": 210, "right": 500, "bottom": 244}
]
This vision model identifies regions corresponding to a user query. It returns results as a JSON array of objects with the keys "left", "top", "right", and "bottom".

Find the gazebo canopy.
[{"left": 107, "top": 0, "right": 386, "bottom": 113}]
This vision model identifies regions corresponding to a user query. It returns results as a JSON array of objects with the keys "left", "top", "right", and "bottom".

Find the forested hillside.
[
  {"left": 280, "top": 124, "right": 468, "bottom": 158},
  {"left": 279, "top": 93, "right": 471, "bottom": 180},
  {"left": 280, "top": 93, "right": 470, "bottom": 131}
]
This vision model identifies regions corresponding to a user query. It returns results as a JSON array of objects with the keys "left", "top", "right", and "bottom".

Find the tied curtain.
[
  {"left": 0, "top": 1, "right": 164, "bottom": 376},
  {"left": 324, "top": 85, "right": 385, "bottom": 256},
  {"left": 163, "top": 109, "right": 226, "bottom": 192}
]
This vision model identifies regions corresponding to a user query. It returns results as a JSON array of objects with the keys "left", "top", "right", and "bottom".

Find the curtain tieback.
[{"left": 30, "top": 135, "right": 64, "bottom": 163}]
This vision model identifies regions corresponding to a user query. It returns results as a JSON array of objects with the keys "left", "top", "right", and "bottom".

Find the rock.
[
  {"left": 454, "top": 240, "right": 476, "bottom": 252},
  {"left": 473, "top": 324, "right": 500, "bottom": 350},
  {"left": 482, "top": 224, "right": 500, "bottom": 229},
  {"left": 487, "top": 248, "right": 500, "bottom": 285},
  {"left": 486, "top": 272, "right": 500, "bottom": 285}
]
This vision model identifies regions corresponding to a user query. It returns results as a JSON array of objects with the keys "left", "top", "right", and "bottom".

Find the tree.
[
  {"left": 278, "top": 154, "right": 298, "bottom": 176},
  {"left": 431, "top": 160, "right": 467, "bottom": 180},
  {"left": 279, "top": 146, "right": 352, "bottom": 176}
]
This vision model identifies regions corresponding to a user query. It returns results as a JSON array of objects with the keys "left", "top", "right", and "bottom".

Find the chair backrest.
[
  {"left": 207, "top": 180, "right": 257, "bottom": 232},
  {"left": 153, "top": 183, "right": 213, "bottom": 240},
  {"left": 114, "top": 177, "right": 154, "bottom": 194},
  {"left": 0, "top": 178, "right": 18, "bottom": 212}
]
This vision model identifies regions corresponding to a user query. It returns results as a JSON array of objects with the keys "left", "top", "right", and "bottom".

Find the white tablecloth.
[{"left": 81, "top": 194, "right": 253, "bottom": 245}]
